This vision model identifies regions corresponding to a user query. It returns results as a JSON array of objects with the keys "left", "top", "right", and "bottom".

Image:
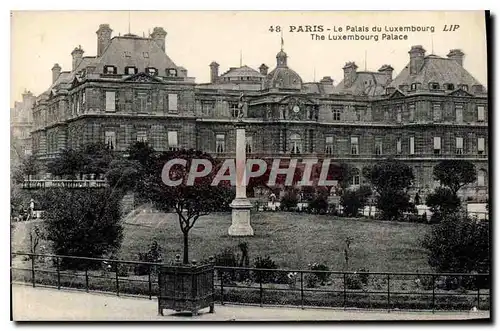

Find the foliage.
[
  {"left": 421, "top": 215, "right": 489, "bottom": 275},
  {"left": 433, "top": 160, "right": 477, "bottom": 195},
  {"left": 138, "top": 148, "right": 233, "bottom": 264},
  {"left": 47, "top": 148, "right": 85, "bottom": 179},
  {"left": 425, "top": 187, "right": 461, "bottom": 222},
  {"left": 215, "top": 247, "right": 238, "bottom": 283},
  {"left": 42, "top": 188, "right": 124, "bottom": 270},
  {"left": 134, "top": 240, "right": 163, "bottom": 275},
  {"left": 308, "top": 195, "right": 329, "bottom": 214},
  {"left": 17, "top": 154, "right": 40, "bottom": 181},
  {"left": 364, "top": 159, "right": 415, "bottom": 221},
  {"left": 305, "top": 273, "right": 320, "bottom": 288},
  {"left": 81, "top": 142, "right": 115, "bottom": 177},
  {"left": 253, "top": 255, "right": 278, "bottom": 283},
  {"left": 340, "top": 186, "right": 371, "bottom": 217},
  {"left": 345, "top": 274, "right": 363, "bottom": 289},
  {"left": 106, "top": 159, "right": 142, "bottom": 192},
  {"left": 280, "top": 190, "right": 298, "bottom": 211},
  {"left": 309, "top": 263, "right": 330, "bottom": 284}
]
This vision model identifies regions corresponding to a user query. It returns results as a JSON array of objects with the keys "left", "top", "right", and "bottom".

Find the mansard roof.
[{"left": 333, "top": 71, "right": 390, "bottom": 96}]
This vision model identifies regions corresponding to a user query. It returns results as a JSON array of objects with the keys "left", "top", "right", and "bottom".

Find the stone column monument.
[{"left": 228, "top": 97, "right": 254, "bottom": 236}]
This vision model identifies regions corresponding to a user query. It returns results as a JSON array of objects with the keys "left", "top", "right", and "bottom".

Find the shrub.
[
  {"left": 134, "top": 240, "right": 162, "bottom": 276},
  {"left": 340, "top": 186, "right": 371, "bottom": 217},
  {"left": 425, "top": 187, "right": 461, "bottom": 222},
  {"left": 280, "top": 191, "right": 298, "bottom": 211},
  {"left": 345, "top": 274, "right": 363, "bottom": 289},
  {"left": 310, "top": 196, "right": 328, "bottom": 214},
  {"left": 357, "top": 268, "right": 370, "bottom": 285},
  {"left": 215, "top": 247, "right": 238, "bottom": 283},
  {"left": 310, "top": 263, "right": 330, "bottom": 284},
  {"left": 305, "top": 273, "right": 320, "bottom": 288},
  {"left": 253, "top": 255, "right": 278, "bottom": 283}
]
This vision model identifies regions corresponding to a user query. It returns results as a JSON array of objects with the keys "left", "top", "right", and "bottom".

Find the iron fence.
[{"left": 11, "top": 252, "right": 490, "bottom": 312}]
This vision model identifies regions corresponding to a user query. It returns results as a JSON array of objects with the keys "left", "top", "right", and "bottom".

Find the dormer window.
[
  {"left": 143, "top": 52, "right": 149, "bottom": 58},
  {"left": 125, "top": 66, "right": 138, "bottom": 75},
  {"left": 166, "top": 68, "right": 177, "bottom": 77},
  {"left": 146, "top": 67, "right": 158, "bottom": 76},
  {"left": 410, "top": 83, "right": 417, "bottom": 91},
  {"left": 444, "top": 83, "right": 455, "bottom": 90},
  {"left": 429, "top": 82, "right": 440, "bottom": 90},
  {"left": 104, "top": 65, "right": 117, "bottom": 74},
  {"left": 460, "top": 84, "right": 469, "bottom": 91}
]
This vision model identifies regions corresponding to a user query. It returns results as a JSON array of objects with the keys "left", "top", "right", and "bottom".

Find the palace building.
[{"left": 30, "top": 24, "right": 489, "bottom": 200}]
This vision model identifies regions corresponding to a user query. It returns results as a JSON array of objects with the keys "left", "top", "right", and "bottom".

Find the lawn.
[{"left": 119, "top": 211, "right": 431, "bottom": 273}]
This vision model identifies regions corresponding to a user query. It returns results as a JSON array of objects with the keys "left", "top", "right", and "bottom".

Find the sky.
[{"left": 10, "top": 10, "right": 487, "bottom": 106}]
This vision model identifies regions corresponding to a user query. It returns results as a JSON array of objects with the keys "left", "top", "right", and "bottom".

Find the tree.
[
  {"left": 340, "top": 185, "right": 372, "bottom": 217},
  {"left": 81, "top": 142, "right": 115, "bottom": 178},
  {"left": 139, "top": 149, "right": 233, "bottom": 264},
  {"left": 47, "top": 148, "right": 85, "bottom": 179},
  {"left": 433, "top": 160, "right": 477, "bottom": 195},
  {"left": 43, "top": 188, "right": 123, "bottom": 269},
  {"left": 422, "top": 215, "right": 489, "bottom": 274},
  {"left": 19, "top": 154, "right": 40, "bottom": 180},
  {"left": 364, "top": 159, "right": 415, "bottom": 220},
  {"left": 425, "top": 187, "right": 461, "bottom": 222}
]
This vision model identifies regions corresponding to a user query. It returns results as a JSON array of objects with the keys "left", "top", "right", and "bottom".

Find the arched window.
[
  {"left": 290, "top": 134, "right": 302, "bottom": 154},
  {"left": 477, "top": 169, "right": 487, "bottom": 187}
]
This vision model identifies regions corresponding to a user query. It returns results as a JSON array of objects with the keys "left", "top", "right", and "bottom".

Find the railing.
[
  {"left": 21, "top": 180, "right": 108, "bottom": 190},
  {"left": 11, "top": 252, "right": 490, "bottom": 312}
]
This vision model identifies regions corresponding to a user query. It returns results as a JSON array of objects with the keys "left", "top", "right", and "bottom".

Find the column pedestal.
[{"left": 228, "top": 198, "right": 254, "bottom": 236}]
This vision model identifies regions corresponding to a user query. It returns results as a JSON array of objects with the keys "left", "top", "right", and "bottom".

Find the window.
[
  {"left": 167, "top": 68, "right": 177, "bottom": 77},
  {"left": 460, "top": 84, "right": 469, "bottom": 92},
  {"left": 408, "top": 103, "right": 415, "bottom": 122},
  {"left": 332, "top": 107, "right": 342, "bottom": 121},
  {"left": 143, "top": 52, "right": 149, "bottom": 58},
  {"left": 354, "top": 107, "right": 361, "bottom": 121},
  {"left": 202, "top": 101, "right": 214, "bottom": 116},
  {"left": 325, "top": 136, "right": 334, "bottom": 155},
  {"left": 290, "top": 134, "right": 302, "bottom": 154},
  {"left": 230, "top": 102, "right": 239, "bottom": 118},
  {"left": 104, "top": 65, "right": 116, "bottom": 74},
  {"left": 433, "top": 137, "right": 441, "bottom": 155},
  {"left": 396, "top": 138, "right": 402, "bottom": 154},
  {"left": 125, "top": 66, "right": 137, "bottom": 75},
  {"left": 477, "top": 169, "right": 486, "bottom": 187},
  {"left": 350, "top": 136, "right": 359, "bottom": 155},
  {"left": 445, "top": 83, "right": 455, "bottom": 91},
  {"left": 105, "top": 131, "right": 116, "bottom": 150},
  {"left": 168, "top": 131, "right": 179, "bottom": 151},
  {"left": 245, "top": 136, "right": 253, "bottom": 154},
  {"left": 409, "top": 136, "right": 415, "bottom": 155},
  {"left": 478, "top": 137, "right": 485, "bottom": 155},
  {"left": 82, "top": 90, "right": 86, "bottom": 106},
  {"left": 351, "top": 169, "right": 360, "bottom": 186},
  {"left": 411, "top": 83, "right": 417, "bottom": 91},
  {"left": 216, "top": 134, "right": 225, "bottom": 153},
  {"left": 429, "top": 82, "right": 440, "bottom": 90},
  {"left": 456, "top": 137, "right": 464, "bottom": 155},
  {"left": 124, "top": 51, "right": 131, "bottom": 58},
  {"left": 455, "top": 104, "right": 463, "bottom": 123},
  {"left": 375, "top": 138, "right": 383, "bottom": 155},
  {"left": 433, "top": 103, "right": 442, "bottom": 121},
  {"left": 477, "top": 105, "right": 485, "bottom": 122},
  {"left": 146, "top": 67, "right": 158, "bottom": 76},
  {"left": 138, "top": 93, "right": 147, "bottom": 113},
  {"left": 396, "top": 107, "right": 402, "bottom": 123},
  {"left": 136, "top": 130, "right": 147, "bottom": 142},
  {"left": 168, "top": 94, "right": 178, "bottom": 112},
  {"left": 105, "top": 91, "right": 116, "bottom": 112}
]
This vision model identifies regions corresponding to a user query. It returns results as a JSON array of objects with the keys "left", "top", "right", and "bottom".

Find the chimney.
[
  {"left": 342, "top": 62, "right": 358, "bottom": 88},
  {"left": 71, "top": 45, "right": 84, "bottom": 72},
  {"left": 320, "top": 76, "right": 333, "bottom": 86},
  {"left": 447, "top": 49, "right": 465, "bottom": 67},
  {"left": 151, "top": 27, "right": 167, "bottom": 52},
  {"left": 409, "top": 45, "right": 426, "bottom": 75},
  {"left": 51, "top": 63, "right": 61, "bottom": 83},
  {"left": 259, "top": 63, "right": 269, "bottom": 76},
  {"left": 178, "top": 66, "right": 188, "bottom": 77},
  {"left": 378, "top": 64, "right": 394, "bottom": 84},
  {"left": 209, "top": 61, "right": 219, "bottom": 83},
  {"left": 96, "top": 24, "right": 113, "bottom": 57}
]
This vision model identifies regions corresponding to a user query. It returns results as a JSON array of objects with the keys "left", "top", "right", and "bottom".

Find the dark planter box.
[{"left": 158, "top": 263, "right": 215, "bottom": 316}]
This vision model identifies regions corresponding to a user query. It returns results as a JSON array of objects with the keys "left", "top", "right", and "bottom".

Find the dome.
[
  {"left": 264, "top": 49, "right": 303, "bottom": 89},
  {"left": 220, "top": 65, "right": 263, "bottom": 79},
  {"left": 264, "top": 67, "right": 303, "bottom": 89}
]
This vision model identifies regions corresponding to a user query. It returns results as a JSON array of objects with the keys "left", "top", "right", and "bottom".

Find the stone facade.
[{"left": 29, "top": 25, "right": 489, "bottom": 201}]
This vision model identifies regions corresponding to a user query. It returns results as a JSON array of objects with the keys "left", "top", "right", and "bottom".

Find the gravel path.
[{"left": 12, "top": 285, "right": 489, "bottom": 321}]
